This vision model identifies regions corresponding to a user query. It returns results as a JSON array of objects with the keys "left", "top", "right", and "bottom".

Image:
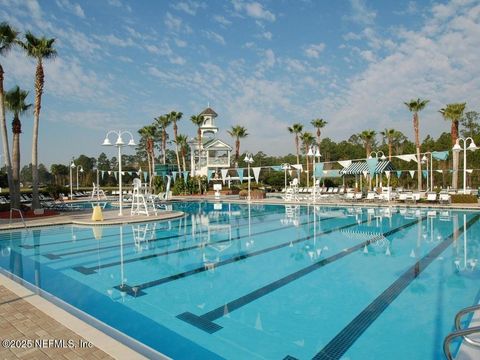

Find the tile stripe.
[
  {"left": 310, "top": 214, "right": 480, "bottom": 360},
  {"left": 115, "top": 218, "right": 370, "bottom": 296},
  {"left": 177, "top": 217, "right": 425, "bottom": 333}
]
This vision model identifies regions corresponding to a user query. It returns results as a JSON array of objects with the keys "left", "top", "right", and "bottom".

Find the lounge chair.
[
  {"left": 427, "top": 192, "right": 438, "bottom": 203},
  {"left": 439, "top": 192, "right": 451, "bottom": 205},
  {"left": 344, "top": 192, "right": 355, "bottom": 201},
  {"left": 366, "top": 191, "right": 376, "bottom": 202}
]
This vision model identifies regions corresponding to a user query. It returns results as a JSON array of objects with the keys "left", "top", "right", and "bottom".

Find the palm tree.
[
  {"left": 5, "top": 86, "right": 31, "bottom": 209},
  {"left": 175, "top": 134, "right": 189, "bottom": 172},
  {"left": 21, "top": 31, "right": 57, "bottom": 209},
  {"left": 0, "top": 22, "right": 19, "bottom": 200},
  {"left": 440, "top": 103, "right": 466, "bottom": 189},
  {"left": 190, "top": 114, "right": 204, "bottom": 174},
  {"left": 169, "top": 111, "right": 183, "bottom": 172},
  {"left": 155, "top": 114, "right": 171, "bottom": 165},
  {"left": 227, "top": 125, "right": 248, "bottom": 165},
  {"left": 288, "top": 123, "right": 303, "bottom": 164},
  {"left": 404, "top": 98, "right": 429, "bottom": 190},
  {"left": 359, "top": 130, "right": 377, "bottom": 157},
  {"left": 300, "top": 131, "right": 315, "bottom": 187},
  {"left": 380, "top": 128, "right": 396, "bottom": 160},
  {"left": 311, "top": 118, "right": 327, "bottom": 152},
  {"left": 138, "top": 125, "right": 157, "bottom": 187}
]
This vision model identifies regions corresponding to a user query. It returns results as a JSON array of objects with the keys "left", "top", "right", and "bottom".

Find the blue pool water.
[
  {"left": 0, "top": 202, "right": 479, "bottom": 359},
  {"left": 70, "top": 200, "right": 115, "bottom": 210}
]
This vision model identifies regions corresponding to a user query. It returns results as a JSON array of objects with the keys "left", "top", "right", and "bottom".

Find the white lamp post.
[
  {"left": 76, "top": 165, "right": 84, "bottom": 190},
  {"left": 421, "top": 152, "right": 433, "bottom": 191},
  {"left": 281, "top": 163, "right": 291, "bottom": 192},
  {"left": 244, "top": 153, "right": 254, "bottom": 202},
  {"left": 452, "top": 137, "right": 478, "bottom": 194},
  {"left": 307, "top": 146, "right": 321, "bottom": 202},
  {"left": 69, "top": 159, "right": 75, "bottom": 200},
  {"left": 102, "top": 130, "right": 136, "bottom": 216}
]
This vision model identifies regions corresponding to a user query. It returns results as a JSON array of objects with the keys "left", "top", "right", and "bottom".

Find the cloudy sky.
[{"left": 0, "top": 0, "right": 479, "bottom": 166}]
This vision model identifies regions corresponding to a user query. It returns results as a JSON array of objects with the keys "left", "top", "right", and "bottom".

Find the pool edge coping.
[{"left": 0, "top": 271, "right": 172, "bottom": 360}]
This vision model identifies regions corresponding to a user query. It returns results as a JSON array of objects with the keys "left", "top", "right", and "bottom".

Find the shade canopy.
[{"left": 340, "top": 160, "right": 394, "bottom": 175}]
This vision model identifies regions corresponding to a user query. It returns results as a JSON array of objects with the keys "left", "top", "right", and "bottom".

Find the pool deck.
[{"left": 0, "top": 196, "right": 479, "bottom": 359}]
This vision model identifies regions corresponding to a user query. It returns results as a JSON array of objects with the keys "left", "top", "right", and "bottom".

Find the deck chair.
[
  {"left": 427, "top": 192, "right": 438, "bottom": 203},
  {"left": 439, "top": 192, "right": 451, "bottom": 205}
]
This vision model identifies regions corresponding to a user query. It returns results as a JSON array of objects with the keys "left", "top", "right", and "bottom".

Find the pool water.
[{"left": 0, "top": 202, "right": 479, "bottom": 359}]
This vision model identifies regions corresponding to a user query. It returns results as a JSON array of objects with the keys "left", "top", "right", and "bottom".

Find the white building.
[{"left": 190, "top": 107, "right": 233, "bottom": 177}]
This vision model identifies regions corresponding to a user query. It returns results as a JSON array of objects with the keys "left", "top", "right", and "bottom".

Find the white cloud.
[
  {"left": 174, "top": 38, "right": 188, "bottom": 47},
  {"left": 359, "top": 49, "right": 376, "bottom": 62},
  {"left": 345, "top": 0, "right": 376, "bottom": 25},
  {"left": 55, "top": 0, "right": 85, "bottom": 18},
  {"left": 94, "top": 34, "right": 134, "bottom": 47},
  {"left": 213, "top": 15, "right": 232, "bottom": 26},
  {"left": 172, "top": 1, "right": 205, "bottom": 15},
  {"left": 318, "top": 1, "right": 480, "bottom": 142},
  {"left": 304, "top": 43, "right": 326, "bottom": 58},
  {"left": 203, "top": 30, "right": 226, "bottom": 45},
  {"left": 233, "top": 1, "right": 276, "bottom": 22},
  {"left": 165, "top": 12, "right": 183, "bottom": 32},
  {"left": 261, "top": 31, "right": 272, "bottom": 40}
]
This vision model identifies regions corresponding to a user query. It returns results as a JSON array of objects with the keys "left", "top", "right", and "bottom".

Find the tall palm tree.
[
  {"left": 0, "top": 22, "right": 19, "bottom": 200},
  {"left": 288, "top": 123, "right": 303, "bottom": 164},
  {"left": 21, "top": 31, "right": 57, "bottom": 209},
  {"left": 404, "top": 98, "right": 429, "bottom": 190},
  {"left": 138, "top": 125, "right": 157, "bottom": 187},
  {"left": 440, "top": 102, "right": 466, "bottom": 189},
  {"left": 380, "top": 128, "right": 396, "bottom": 160},
  {"left": 300, "top": 131, "right": 315, "bottom": 187},
  {"left": 359, "top": 130, "right": 377, "bottom": 157},
  {"left": 155, "top": 114, "right": 171, "bottom": 165},
  {"left": 311, "top": 118, "right": 327, "bottom": 152},
  {"left": 169, "top": 111, "right": 183, "bottom": 172},
  {"left": 227, "top": 125, "right": 248, "bottom": 165},
  {"left": 190, "top": 114, "right": 204, "bottom": 174},
  {"left": 5, "top": 86, "right": 31, "bottom": 209},
  {"left": 175, "top": 134, "right": 189, "bottom": 172}
]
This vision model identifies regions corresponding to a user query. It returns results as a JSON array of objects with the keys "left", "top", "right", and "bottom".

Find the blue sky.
[{"left": 1, "top": 0, "right": 479, "bottom": 166}]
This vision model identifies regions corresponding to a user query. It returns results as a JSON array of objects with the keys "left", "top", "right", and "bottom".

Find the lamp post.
[
  {"left": 307, "top": 146, "right": 321, "bottom": 202},
  {"left": 281, "top": 163, "right": 291, "bottom": 192},
  {"left": 421, "top": 152, "right": 433, "bottom": 191},
  {"left": 368, "top": 151, "right": 386, "bottom": 189},
  {"left": 102, "top": 130, "right": 136, "bottom": 216},
  {"left": 244, "top": 153, "right": 254, "bottom": 202},
  {"left": 76, "top": 165, "right": 84, "bottom": 190},
  {"left": 69, "top": 158, "right": 75, "bottom": 200},
  {"left": 452, "top": 137, "right": 478, "bottom": 194}
]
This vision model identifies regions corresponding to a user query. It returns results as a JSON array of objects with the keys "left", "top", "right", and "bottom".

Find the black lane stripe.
[
  {"left": 310, "top": 214, "right": 480, "bottom": 360},
  {"left": 117, "top": 217, "right": 373, "bottom": 297},
  {"left": 45, "top": 212, "right": 290, "bottom": 260},
  {"left": 77, "top": 216, "right": 337, "bottom": 275},
  {"left": 177, "top": 216, "right": 425, "bottom": 334}
]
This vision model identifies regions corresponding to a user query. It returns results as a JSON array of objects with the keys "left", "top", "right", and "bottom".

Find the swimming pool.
[{"left": 0, "top": 202, "right": 479, "bottom": 359}]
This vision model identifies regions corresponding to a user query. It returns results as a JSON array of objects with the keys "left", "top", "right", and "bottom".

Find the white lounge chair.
[
  {"left": 439, "top": 192, "right": 451, "bottom": 205},
  {"left": 427, "top": 192, "right": 437, "bottom": 203}
]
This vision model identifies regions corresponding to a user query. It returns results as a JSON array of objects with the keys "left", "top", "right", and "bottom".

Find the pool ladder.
[
  {"left": 9, "top": 208, "right": 27, "bottom": 229},
  {"left": 444, "top": 304, "right": 480, "bottom": 359}
]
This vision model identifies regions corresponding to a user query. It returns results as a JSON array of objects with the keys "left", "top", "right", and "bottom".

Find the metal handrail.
[
  {"left": 9, "top": 208, "right": 26, "bottom": 229},
  {"left": 443, "top": 304, "right": 480, "bottom": 359},
  {"left": 455, "top": 304, "right": 480, "bottom": 346},
  {"left": 444, "top": 326, "right": 480, "bottom": 359}
]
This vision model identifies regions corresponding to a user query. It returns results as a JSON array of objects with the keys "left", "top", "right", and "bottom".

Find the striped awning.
[{"left": 340, "top": 161, "right": 394, "bottom": 175}]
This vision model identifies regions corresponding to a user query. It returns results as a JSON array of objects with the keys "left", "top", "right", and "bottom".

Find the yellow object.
[
  {"left": 92, "top": 226, "right": 103, "bottom": 240},
  {"left": 92, "top": 205, "right": 104, "bottom": 221}
]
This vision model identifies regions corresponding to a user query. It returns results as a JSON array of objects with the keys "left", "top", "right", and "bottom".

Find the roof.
[
  {"left": 340, "top": 160, "right": 395, "bottom": 175},
  {"left": 203, "top": 138, "right": 232, "bottom": 150},
  {"left": 199, "top": 107, "right": 218, "bottom": 117}
]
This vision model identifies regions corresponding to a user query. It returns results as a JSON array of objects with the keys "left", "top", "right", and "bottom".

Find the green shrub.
[
  {"left": 45, "top": 184, "right": 68, "bottom": 199},
  {"left": 451, "top": 194, "right": 478, "bottom": 203}
]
